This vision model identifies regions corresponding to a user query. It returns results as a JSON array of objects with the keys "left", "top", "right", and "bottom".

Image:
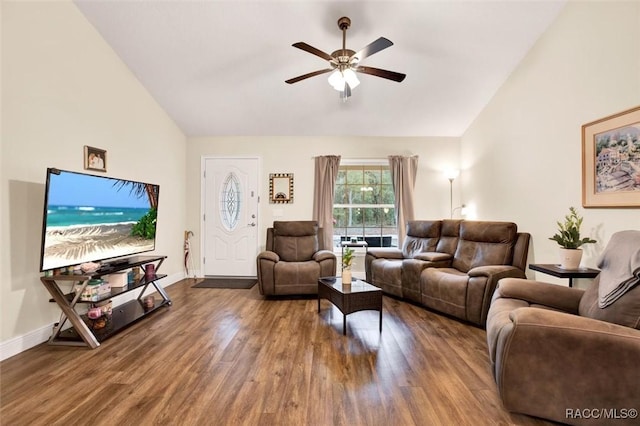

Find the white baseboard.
[
  {"left": 0, "top": 272, "right": 185, "bottom": 362},
  {"left": 0, "top": 324, "right": 55, "bottom": 362}
]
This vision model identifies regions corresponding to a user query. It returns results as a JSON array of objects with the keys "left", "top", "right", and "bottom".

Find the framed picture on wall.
[
  {"left": 84, "top": 146, "right": 107, "bottom": 172},
  {"left": 269, "top": 173, "right": 293, "bottom": 204},
  {"left": 582, "top": 105, "right": 640, "bottom": 207}
]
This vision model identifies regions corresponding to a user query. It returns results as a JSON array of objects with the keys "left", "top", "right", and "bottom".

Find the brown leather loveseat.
[
  {"left": 365, "top": 220, "right": 530, "bottom": 326},
  {"left": 257, "top": 221, "right": 336, "bottom": 296}
]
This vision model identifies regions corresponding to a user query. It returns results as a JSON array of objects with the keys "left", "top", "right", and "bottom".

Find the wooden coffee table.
[{"left": 317, "top": 276, "right": 383, "bottom": 335}]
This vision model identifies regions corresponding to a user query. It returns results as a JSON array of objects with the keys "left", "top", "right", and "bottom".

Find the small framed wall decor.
[
  {"left": 84, "top": 146, "right": 107, "bottom": 172},
  {"left": 582, "top": 105, "right": 640, "bottom": 207},
  {"left": 269, "top": 173, "right": 293, "bottom": 204}
]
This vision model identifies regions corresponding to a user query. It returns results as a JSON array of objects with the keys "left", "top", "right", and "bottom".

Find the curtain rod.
[
  {"left": 311, "top": 156, "right": 415, "bottom": 165},
  {"left": 310, "top": 155, "right": 415, "bottom": 159}
]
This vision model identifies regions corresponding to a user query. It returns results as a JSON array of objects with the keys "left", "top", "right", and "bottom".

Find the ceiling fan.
[{"left": 285, "top": 16, "right": 406, "bottom": 100}]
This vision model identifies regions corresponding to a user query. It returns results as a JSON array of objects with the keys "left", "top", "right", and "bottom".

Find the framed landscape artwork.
[{"left": 582, "top": 106, "right": 640, "bottom": 207}]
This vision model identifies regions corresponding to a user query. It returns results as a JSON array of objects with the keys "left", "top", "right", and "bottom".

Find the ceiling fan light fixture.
[
  {"left": 328, "top": 69, "right": 360, "bottom": 92},
  {"left": 343, "top": 68, "right": 360, "bottom": 89},
  {"left": 328, "top": 70, "right": 344, "bottom": 90}
]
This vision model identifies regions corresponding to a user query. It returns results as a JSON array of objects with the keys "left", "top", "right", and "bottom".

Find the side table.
[
  {"left": 341, "top": 240, "right": 368, "bottom": 258},
  {"left": 529, "top": 263, "right": 600, "bottom": 287}
]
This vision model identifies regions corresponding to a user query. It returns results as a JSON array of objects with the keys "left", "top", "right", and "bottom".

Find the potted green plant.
[
  {"left": 341, "top": 247, "right": 355, "bottom": 283},
  {"left": 549, "top": 207, "right": 597, "bottom": 269}
]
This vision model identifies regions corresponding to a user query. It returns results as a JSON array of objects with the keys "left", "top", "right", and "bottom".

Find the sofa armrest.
[
  {"left": 495, "top": 307, "right": 640, "bottom": 424},
  {"left": 465, "top": 265, "right": 527, "bottom": 326},
  {"left": 257, "top": 251, "right": 279, "bottom": 295},
  {"left": 257, "top": 250, "right": 279, "bottom": 263},
  {"left": 366, "top": 248, "right": 404, "bottom": 259},
  {"left": 509, "top": 305, "right": 640, "bottom": 336},
  {"left": 313, "top": 249, "right": 336, "bottom": 263},
  {"left": 468, "top": 265, "right": 524, "bottom": 278},
  {"left": 495, "top": 278, "right": 584, "bottom": 314}
]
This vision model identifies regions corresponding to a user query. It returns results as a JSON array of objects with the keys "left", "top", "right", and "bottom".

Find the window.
[{"left": 333, "top": 162, "right": 396, "bottom": 249}]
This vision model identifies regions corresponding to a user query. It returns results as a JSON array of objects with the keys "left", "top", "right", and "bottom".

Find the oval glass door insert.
[{"left": 220, "top": 172, "right": 242, "bottom": 231}]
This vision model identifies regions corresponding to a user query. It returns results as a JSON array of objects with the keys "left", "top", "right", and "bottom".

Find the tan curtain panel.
[
  {"left": 312, "top": 155, "right": 342, "bottom": 249},
  {"left": 388, "top": 155, "right": 419, "bottom": 247}
]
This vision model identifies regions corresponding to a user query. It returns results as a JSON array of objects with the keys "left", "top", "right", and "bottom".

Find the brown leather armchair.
[
  {"left": 257, "top": 221, "right": 336, "bottom": 296},
  {"left": 487, "top": 276, "right": 640, "bottom": 425}
]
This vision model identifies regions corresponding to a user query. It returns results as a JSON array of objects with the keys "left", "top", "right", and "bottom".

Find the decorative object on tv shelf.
[
  {"left": 269, "top": 173, "right": 294, "bottom": 204},
  {"left": 144, "top": 264, "right": 156, "bottom": 280},
  {"left": 80, "top": 262, "right": 100, "bottom": 273},
  {"left": 549, "top": 207, "right": 597, "bottom": 269},
  {"left": 143, "top": 295, "right": 155, "bottom": 310},
  {"left": 84, "top": 145, "right": 107, "bottom": 172},
  {"left": 582, "top": 105, "right": 640, "bottom": 208},
  {"left": 341, "top": 246, "right": 354, "bottom": 283}
]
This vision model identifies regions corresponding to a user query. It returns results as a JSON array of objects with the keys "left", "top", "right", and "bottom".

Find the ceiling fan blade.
[
  {"left": 350, "top": 37, "right": 393, "bottom": 62},
  {"left": 285, "top": 69, "right": 333, "bottom": 84},
  {"left": 355, "top": 65, "right": 406, "bottom": 82},
  {"left": 292, "top": 42, "right": 334, "bottom": 62}
]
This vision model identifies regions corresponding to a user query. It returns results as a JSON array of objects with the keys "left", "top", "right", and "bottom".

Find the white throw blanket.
[{"left": 598, "top": 230, "right": 640, "bottom": 308}]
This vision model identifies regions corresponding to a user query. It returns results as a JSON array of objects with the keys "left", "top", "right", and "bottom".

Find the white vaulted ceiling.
[{"left": 74, "top": 0, "right": 566, "bottom": 137}]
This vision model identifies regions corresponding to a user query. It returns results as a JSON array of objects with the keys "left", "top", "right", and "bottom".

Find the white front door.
[{"left": 202, "top": 157, "right": 259, "bottom": 277}]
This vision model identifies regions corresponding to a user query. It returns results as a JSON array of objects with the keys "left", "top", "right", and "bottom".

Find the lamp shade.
[
  {"left": 328, "top": 69, "right": 360, "bottom": 91},
  {"left": 444, "top": 169, "right": 460, "bottom": 181},
  {"left": 343, "top": 69, "right": 360, "bottom": 89},
  {"left": 328, "top": 70, "right": 344, "bottom": 91}
]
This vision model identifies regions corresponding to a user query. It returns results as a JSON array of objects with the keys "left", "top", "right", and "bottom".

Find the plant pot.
[
  {"left": 341, "top": 269, "right": 352, "bottom": 284},
  {"left": 559, "top": 248, "right": 582, "bottom": 269}
]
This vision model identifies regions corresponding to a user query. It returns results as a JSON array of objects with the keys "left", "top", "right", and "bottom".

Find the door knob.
[{"left": 248, "top": 222, "right": 256, "bottom": 227}]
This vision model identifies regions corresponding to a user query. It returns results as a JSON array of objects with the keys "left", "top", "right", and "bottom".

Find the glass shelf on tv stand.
[{"left": 40, "top": 255, "right": 171, "bottom": 349}]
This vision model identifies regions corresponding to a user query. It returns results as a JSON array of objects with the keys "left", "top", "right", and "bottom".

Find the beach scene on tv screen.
[{"left": 42, "top": 171, "right": 159, "bottom": 271}]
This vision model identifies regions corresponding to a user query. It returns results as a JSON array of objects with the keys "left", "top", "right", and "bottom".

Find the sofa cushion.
[
  {"left": 452, "top": 221, "right": 517, "bottom": 273},
  {"left": 370, "top": 258, "right": 403, "bottom": 297},
  {"left": 435, "top": 219, "right": 461, "bottom": 254},
  {"left": 421, "top": 267, "right": 468, "bottom": 320},
  {"left": 402, "top": 220, "right": 441, "bottom": 258},
  {"left": 273, "top": 261, "right": 320, "bottom": 294},
  {"left": 273, "top": 221, "right": 319, "bottom": 262},
  {"left": 579, "top": 276, "right": 640, "bottom": 329}
]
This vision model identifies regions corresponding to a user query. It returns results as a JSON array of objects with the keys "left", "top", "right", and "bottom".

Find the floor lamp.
[{"left": 445, "top": 169, "right": 459, "bottom": 219}]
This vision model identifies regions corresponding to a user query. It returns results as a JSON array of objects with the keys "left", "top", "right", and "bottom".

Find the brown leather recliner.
[
  {"left": 487, "top": 277, "right": 640, "bottom": 425},
  {"left": 257, "top": 221, "right": 336, "bottom": 296},
  {"left": 420, "top": 220, "right": 530, "bottom": 326}
]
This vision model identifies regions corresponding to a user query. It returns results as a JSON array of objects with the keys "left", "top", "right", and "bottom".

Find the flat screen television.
[{"left": 39, "top": 168, "right": 160, "bottom": 272}]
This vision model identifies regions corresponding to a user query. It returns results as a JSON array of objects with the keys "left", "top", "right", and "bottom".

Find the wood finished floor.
[{"left": 0, "top": 279, "right": 556, "bottom": 426}]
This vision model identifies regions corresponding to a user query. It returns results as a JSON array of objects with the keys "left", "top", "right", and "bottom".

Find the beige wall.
[
  {"left": 4, "top": 0, "right": 639, "bottom": 358},
  {"left": 1, "top": 2, "right": 186, "bottom": 355},
  {"left": 461, "top": 1, "right": 640, "bottom": 285},
  {"left": 186, "top": 136, "right": 460, "bottom": 274}
]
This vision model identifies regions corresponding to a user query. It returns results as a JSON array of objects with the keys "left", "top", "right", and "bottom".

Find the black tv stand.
[
  {"left": 98, "top": 255, "right": 157, "bottom": 271},
  {"left": 99, "top": 261, "right": 128, "bottom": 271},
  {"left": 40, "top": 255, "right": 170, "bottom": 349}
]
